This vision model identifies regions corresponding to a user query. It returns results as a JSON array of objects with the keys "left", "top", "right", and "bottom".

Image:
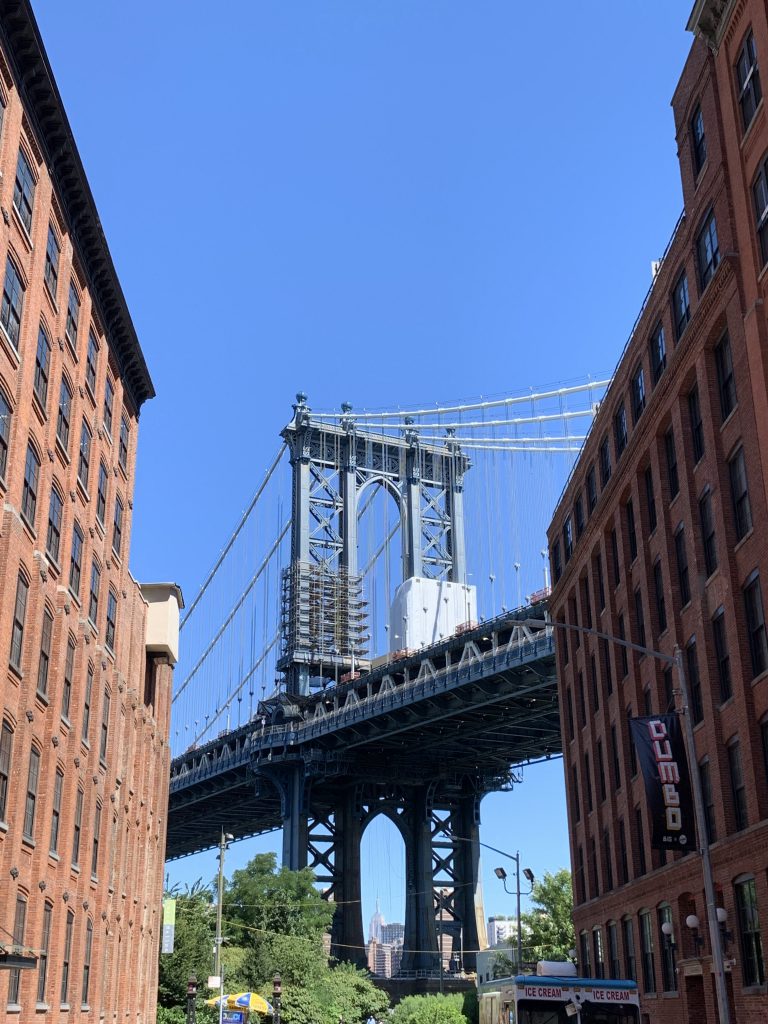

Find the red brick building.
[
  {"left": 548, "top": 2, "right": 768, "bottom": 1021},
  {"left": 0, "top": 3, "right": 181, "bottom": 1021}
]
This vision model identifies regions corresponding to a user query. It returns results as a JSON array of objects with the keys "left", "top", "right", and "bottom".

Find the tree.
[
  {"left": 391, "top": 993, "right": 469, "bottom": 1024},
  {"left": 157, "top": 880, "right": 215, "bottom": 1011},
  {"left": 519, "top": 869, "right": 575, "bottom": 962}
]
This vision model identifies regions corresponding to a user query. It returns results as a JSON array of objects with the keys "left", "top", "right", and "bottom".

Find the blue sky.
[{"left": 34, "top": 1, "right": 694, "bottom": 934}]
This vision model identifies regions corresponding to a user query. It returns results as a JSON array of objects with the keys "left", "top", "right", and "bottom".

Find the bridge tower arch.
[{"left": 278, "top": 394, "right": 470, "bottom": 698}]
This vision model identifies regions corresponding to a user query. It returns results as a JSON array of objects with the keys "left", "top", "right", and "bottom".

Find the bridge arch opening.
[
  {"left": 360, "top": 811, "right": 407, "bottom": 976},
  {"left": 356, "top": 478, "right": 404, "bottom": 661}
]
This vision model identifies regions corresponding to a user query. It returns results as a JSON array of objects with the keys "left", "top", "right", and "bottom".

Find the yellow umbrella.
[
  {"left": 228, "top": 992, "right": 274, "bottom": 1014},
  {"left": 204, "top": 994, "right": 232, "bottom": 1007}
]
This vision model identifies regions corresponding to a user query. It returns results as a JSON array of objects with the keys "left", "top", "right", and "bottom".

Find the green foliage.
[
  {"left": 390, "top": 993, "right": 469, "bottom": 1024},
  {"left": 520, "top": 869, "right": 575, "bottom": 962},
  {"left": 156, "top": 1007, "right": 187, "bottom": 1024},
  {"left": 157, "top": 880, "right": 215, "bottom": 1010}
]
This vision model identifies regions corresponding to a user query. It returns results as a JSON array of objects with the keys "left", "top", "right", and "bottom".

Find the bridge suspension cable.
[{"left": 180, "top": 442, "right": 287, "bottom": 630}]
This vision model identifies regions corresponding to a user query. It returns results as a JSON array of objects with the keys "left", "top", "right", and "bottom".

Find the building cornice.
[
  {"left": 0, "top": 1, "right": 154, "bottom": 412},
  {"left": 687, "top": 0, "right": 736, "bottom": 52}
]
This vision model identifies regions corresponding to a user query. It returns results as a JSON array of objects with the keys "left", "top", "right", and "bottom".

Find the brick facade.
[
  {"left": 548, "top": 2, "right": 768, "bottom": 1021},
  {"left": 0, "top": 4, "right": 179, "bottom": 1022}
]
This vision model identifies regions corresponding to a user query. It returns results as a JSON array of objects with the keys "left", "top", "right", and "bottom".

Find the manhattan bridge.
[{"left": 167, "top": 380, "right": 608, "bottom": 976}]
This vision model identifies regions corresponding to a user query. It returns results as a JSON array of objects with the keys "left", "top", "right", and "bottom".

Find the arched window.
[
  {"left": 81, "top": 918, "right": 93, "bottom": 1005},
  {"left": 57, "top": 376, "right": 72, "bottom": 451},
  {"left": 1, "top": 255, "right": 25, "bottom": 350},
  {"left": 46, "top": 484, "right": 64, "bottom": 563},
  {"left": 9, "top": 569, "right": 29, "bottom": 672},
  {"left": 0, "top": 719, "right": 13, "bottom": 821},
  {"left": 38, "top": 901, "right": 53, "bottom": 1002},
  {"left": 21, "top": 440, "right": 40, "bottom": 525},
  {"left": 0, "top": 385, "right": 10, "bottom": 479},
  {"left": 34, "top": 324, "right": 51, "bottom": 407},
  {"left": 36, "top": 603, "right": 54, "bottom": 697}
]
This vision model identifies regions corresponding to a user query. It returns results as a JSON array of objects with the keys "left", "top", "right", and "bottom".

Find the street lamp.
[
  {"left": 492, "top": 855, "right": 534, "bottom": 970},
  {"left": 215, "top": 830, "right": 234, "bottom": 1024},
  {"left": 523, "top": 616, "right": 732, "bottom": 1024}
]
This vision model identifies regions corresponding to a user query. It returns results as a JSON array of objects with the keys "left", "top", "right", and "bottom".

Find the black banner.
[{"left": 629, "top": 714, "right": 695, "bottom": 851}]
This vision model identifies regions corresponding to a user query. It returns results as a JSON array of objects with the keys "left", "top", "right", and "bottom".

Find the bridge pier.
[
  {"left": 273, "top": 763, "right": 309, "bottom": 870},
  {"left": 402, "top": 787, "right": 440, "bottom": 974}
]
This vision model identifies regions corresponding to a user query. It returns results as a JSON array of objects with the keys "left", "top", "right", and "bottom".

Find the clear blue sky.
[{"left": 34, "top": 1, "right": 694, "bottom": 934}]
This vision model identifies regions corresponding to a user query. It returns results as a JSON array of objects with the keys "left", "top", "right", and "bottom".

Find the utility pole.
[{"left": 215, "top": 830, "right": 233, "bottom": 1024}]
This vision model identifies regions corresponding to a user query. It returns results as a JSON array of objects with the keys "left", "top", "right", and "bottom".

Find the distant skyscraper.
[
  {"left": 382, "top": 921, "right": 405, "bottom": 944},
  {"left": 487, "top": 916, "right": 516, "bottom": 947},
  {"left": 368, "top": 898, "right": 386, "bottom": 943}
]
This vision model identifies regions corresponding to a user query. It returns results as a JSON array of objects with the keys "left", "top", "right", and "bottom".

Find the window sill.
[
  {"left": 6, "top": 1003, "right": 21, "bottom": 1014},
  {"left": 48, "top": 851, "right": 59, "bottom": 862},
  {"left": 720, "top": 404, "right": 739, "bottom": 432},
  {"left": 0, "top": 321, "right": 21, "bottom": 366},
  {"left": 20, "top": 513, "right": 37, "bottom": 541},
  {"left": 60, "top": 715, "right": 71, "bottom": 732},
  {"left": 54, "top": 436, "right": 70, "bottom": 467},
  {"left": 84, "top": 382, "right": 96, "bottom": 408},
  {"left": 704, "top": 567, "right": 720, "bottom": 588},
  {"left": 693, "top": 159, "right": 709, "bottom": 191},
  {"left": 11, "top": 202, "right": 34, "bottom": 250},
  {"left": 31, "top": 391, "right": 48, "bottom": 427},
  {"left": 43, "top": 278, "right": 58, "bottom": 314},
  {"left": 64, "top": 333, "right": 78, "bottom": 362},
  {"left": 22, "top": 835, "right": 36, "bottom": 849},
  {"left": 734, "top": 527, "right": 754, "bottom": 553},
  {"left": 36, "top": 1002, "right": 50, "bottom": 1012},
  {"left": 70, "top": 864, "right": 80, "bottom": 876},
  {"left": 67, "top": 588, "right": 81, "bottom": 610},
  {"left": 81, "top": 739, "right": 90, "bottom": 752},
  {"left": 59, "top": 1003, "right": 70, "bottom": 1012},
  {"left": 76, "top": 480, "right": 90, "bottom": 505},
  {"left": 35, "top": 689, "right": 50, "bottom": 708},
  {"left": 718, "top": 695, "right": 735, "bottom": 712},
  {"left": 740, "top": 97, "right": 765, "bottom": 151},
  {"left": 750, "top": 668, "right": 768, "bottom": 689},
  {"left": 0, "top": 820, "right": 8, "bottom": 833}
]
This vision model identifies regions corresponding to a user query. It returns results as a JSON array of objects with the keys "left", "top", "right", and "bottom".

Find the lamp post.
[
  {"left": 523, "top": 616, "right": 731, "bottom": 1024},
  {"left": 186, "top": 974, "right": 197, "bottom": 1024},
  {"left": 493, "top": 857, "right": 534, "bottom": 970},
  {"left": 273, "top": 973, "right": 282, "bottom": 1024}
]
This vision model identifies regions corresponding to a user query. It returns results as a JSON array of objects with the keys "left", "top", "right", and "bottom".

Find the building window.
[
  {"left": 658, "top": 905, "right": 677, "bottom": 992},
  {"left": 728, "top": 737, "right": 748, "bottom": 831},
  {"left": 596, "top": 552, "right": 606, "bottom": 610},
  {"left": 578, "top": 671, "right": 586, "bottom": 726},
  {"left": 61, "top": 909, "right": 74, "bottom": 1004},
  {"left": 699, "top": 489, "right": 718, "bottom": 577},
  {"left": 82, "top": 663, "right": 93, "bottom": 742},
  {"left": 623, "top": 918, "right": 636, "bottom": 980},
  {"left": 664, "top": 427, "right": 679, "bottom": 498},
  {"left": 700, "top": 758, "right": 717, "bottom": 844},
  {"left": 729, "top": 446, "right": 752, "bottom": 540},
  {"left": 631, "top": 366, "right": 646, "bottom": 424},
  {"left": 735, "top": 877, "right": 765, "bottom": 986},
  {"left": 611, "top": 528, "right": 620, "bottom": 587},
  {"left": 22, "top": 441, "right": 40, "bottom": 525},
  {"left": 736, "top": 29, "right": 762, "bottom": 132},
  {"left": 601, "top": 638, "right": 613, "bottom": 694},
  {"left": 586, "top": 465, "right": 597, "bottom": 512},
  {"left": 563, "top": 516, "right": 573, "bottom": 561},
  {"left": 551, "top": 540, "right": 562, "bottom": 584},
  {"left": 0, "top": 387, "right": 10, "bottom": 480},
  {"left": 711, "top": 609, "right": 732, "bottom": 703},
  {"left": 687, "top": 637, "right": 703, "bottom": 724},
  {"left": 697, "top": 210, "right": 720, "bottom": 288},
  {"left": 96, "top": 462, "right": 108, "bottom": 526},
  {"left": 755, "top": 152, "right": 768, "bottom": 269},
  {"left": 106, "top": 590, "right": 117, "bottom": 652},
  {"left": 566, "top": 688, "right": 574, "bottom": 741},
  {"left": 744, "top": 572, "right": 768, "bottom": 678},
  {"left": 44, "top": 224, "right": 60, "bottom": 296},
  {"left": 72, "top": 787, "right": 83, "bottom": 867},
  {"left": 9, "top": 572, "right": 29, "bottom": 672},
  {"left": 47, "top": 486, "right": 63, "bottom": 564},
  {"left": 582, "top": 576, "right": 593, "bottom": 629},
  {"left": 57, "top": 377, "right": 72, "bottom": 452},
  {"left": 580, "top": 932, "right": 591, "bottom": 976},
  {"left": 634, "top": 588, "right": 645, "bottom": 649},
  {"left": 0, "top": 720, "right": 12, "bottom": 822},
  {"left": 644, "top": 466, "right": 657, "bottom": 532},
  {"left": 590, "top": 654, "right": 599, "bottom": 711},
  {"left": 649, "top": 323, "right": 666, "bottom": 385},
  {"left": 691, "top": 104, "right": 707, "bottom": 175},
  {"left": 7, "top": 894, "right": 27, "bottom": 1005},
  {"left": 663, "top": 666, "right": 674, "bottom": 710},
  {"left": 50, "top": 767, "right": 63, "bottom": 855},
  {"left": 100, "top": 689, "right": 111, "bottom": 762},
  {"left": 688, "top": 385, "right": 704, "bottom": 463},
  {"left": 78, "top": 420, "right": 91, "bottom": 491},
  {"left": 673, "top": 272, "right": 690, "bottom": 339},
  {"left": 762, "top": 718, "right": 768, "bottom": 790},
  {"left": 626, "top": 499, "right": 637, "bottom": 561},
  {"left": 674, "top": 525, "right": 690, "bottom": 606},
  {"left": 91, "top": 804, "right": 101, "bottom": 879},
  {"left": 24, "top": 745, "right": 40, "bottom": 839},
  {"left": 85, "top": 331, "right": 99, "bottom": 396},
  {"left": 0, "top": 257, "right": 24, "bottom": 350},
  {"left": 639, "top": 910, "right": 656, "bottom": 994},
  {"left": 611, "top": 725, "right": 622, "bottom": 789},
  {"left": 585, "top": 752, "right": 593, "bottom": 812},
  {"left": 597, "top": 741, "right": 607, "bottom": 802},
  {"left": 65, "top": 281, "right": 80, "bottom": 348},
  {"left": 714, "top": 334, "right": 737, "bottom": 421},
  {"left": 88, "top": 560, "right": 101, "bottom": 626},
  {"left": 37, "top": 901, "right": 53, "bottom": 1004},
  {"left": 104, "top": 377, "right": 114, "bottom": 435},
  {"left": 609, "top": 922, "right": 620, "bottom": 979},
  {"left": 571, "top": 765, "right": 580, "bottom": 823},
  {"left": 34, "top": 325, "right": 51, "bottom": 408},
  {"left": 62, "top": 636, "right": 75, "bottom": 721},
  {"left": 574, "top": 496, "right": 584, "bottom": 538},
  {"left": 618, "top": 819, "right": 629, "bottom": 884},
  {"left": 119, "top": 414, "right": 130, "bottom": 472},
  {"left": 635, "top": 804, "right": 646, "bottom": 874},
  {"left": 13, "top": 146, "right": 36, "bottom": 232},
  {"left": 593, "top": 927, "right": 605, "bottom": 979},
  {"left": 614, "top": 405, "right": 628, "bottom": 458},
  {"left": 69, "top": 521, "right": 83, "bottom": 597},
  {"left": 82, "top": 918, "right": 93, "bottom": 1005},
  {"left": 599, "top": 436, "right": 611, "bottom": 486},
  {"left": 653, "top": 560, "right": 667, "bottom": 636},
  {"left": 37, "top": 606, "right": 53, "bottom": 697}
]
